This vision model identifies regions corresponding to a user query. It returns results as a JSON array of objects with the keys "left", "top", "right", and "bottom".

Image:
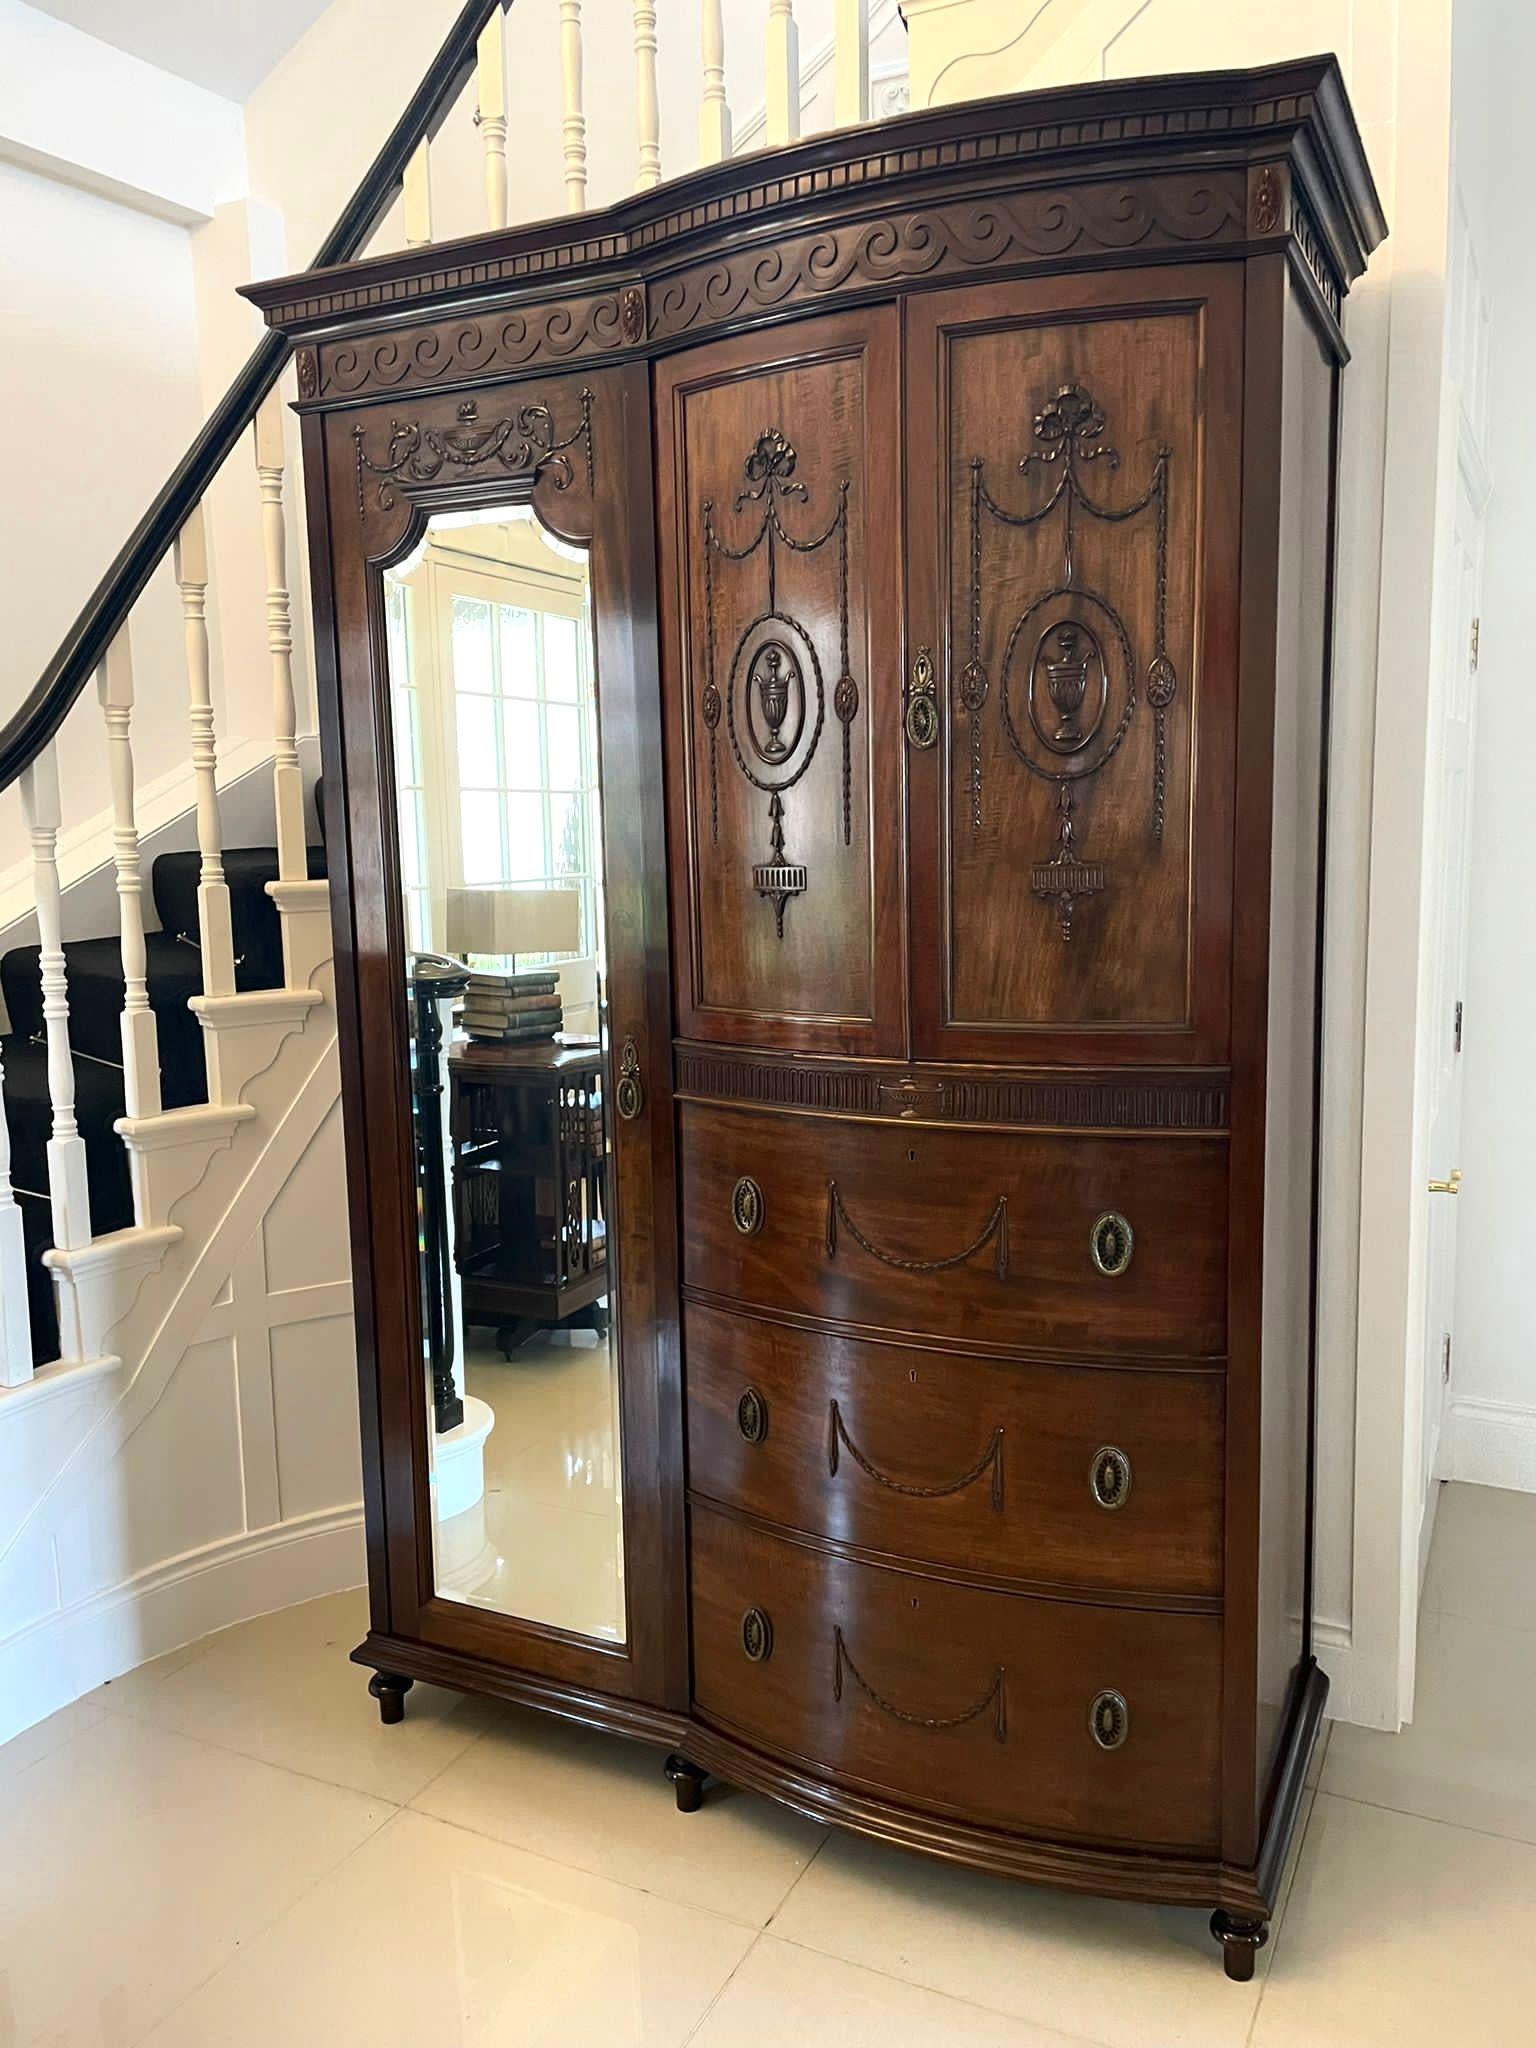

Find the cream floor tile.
[
  {"left": 768, "top": 1829, "right": 1278, "bottom": 2048},
  {"left": 0, "top": 1692, "right": 105, "bottom": 1787},
  {"left": 141, "top": 1808, "right": 755, "bottom": 2048},
  {"left": 1322, "top": 1605, "right": 1536, "bottom": 1843},
  {"left": 688, "top": 1936, "right": 1104, "bottom": 2048},
  {"left": 1421, "top": 1479, "right": 1536, "bottom": 1624},
  {"left": 0, "top": 1712, "right": 388, "bottom": 2048},
  {"left": 415, "top": 1703, "right": 825, "bottom": 1926},
  {"left": 96, "top": 1587, "right": 491, "bottom": 1804},
  {"left": 1254, "top": 1792, "right": 1536, "bottom": 2046}
]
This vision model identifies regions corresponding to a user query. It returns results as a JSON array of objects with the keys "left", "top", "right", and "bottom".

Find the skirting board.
[
  {"left": 0, "top": 1502, "right": 364, "bottom": 1747},
  {"left": 1446, "top": 1396, "right": 1536, "bottom": 1494}
]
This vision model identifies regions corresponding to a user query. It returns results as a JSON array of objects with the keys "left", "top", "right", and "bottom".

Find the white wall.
[
  {"left": 1447, "top": 0, "right": 1536, "bottom": 1492},
  {"left": 0, "top": 160, "right": 206, "bottom": 887}
]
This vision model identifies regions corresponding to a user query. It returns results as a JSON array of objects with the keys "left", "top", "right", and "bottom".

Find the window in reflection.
[{"left": 384, "top": 505, "right": 623, "bottom": 1643}]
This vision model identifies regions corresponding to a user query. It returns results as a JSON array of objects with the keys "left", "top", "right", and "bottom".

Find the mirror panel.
[{"left": 383, "top": 504, "right": 624, "bottom": 1642}]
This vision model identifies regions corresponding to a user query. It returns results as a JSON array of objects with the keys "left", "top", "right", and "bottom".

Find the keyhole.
[
  {"left": 910, "top": 1596, "right": 920, "bottom": 1610},
  {"left": 907, "top": 1148, "right": 916, "bottom": 1163},
  {"left": 909, "top": 1368, "right": 918, "bottom": 1383}
]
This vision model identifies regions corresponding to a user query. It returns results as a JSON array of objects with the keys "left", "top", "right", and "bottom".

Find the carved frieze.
[
  {"left": 673, "top": 1046, "right": 1231, "bottom": 1132},
  {"left": 317, "top": 293, "right": 631, "bottom": 401}
]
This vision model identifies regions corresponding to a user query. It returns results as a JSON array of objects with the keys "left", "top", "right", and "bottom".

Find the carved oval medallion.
[
  {"left": 726, "top": 612, "right": 825, "bottom": 793},
  {"left": 744, "top": 639, "right": 806, "bottom": 765},
  {"left": 1028, "top": 619, "right": 1108, "bottom": 754}
]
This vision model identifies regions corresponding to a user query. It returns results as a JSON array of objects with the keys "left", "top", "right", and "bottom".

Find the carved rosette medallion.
[
  {"left": 964, "top": 382, "right": 1175, "bottom": 941},
  {"left": 701, "top": 429, "right": 857, "bottom": 937},
  {"left": 352, "top": 389, "right": 594, "bottom": 517}
]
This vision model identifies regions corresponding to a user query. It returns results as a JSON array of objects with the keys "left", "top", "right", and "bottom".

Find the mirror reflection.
[{"left": 383, "top": 505, "right": 623, "bottom": 1641}]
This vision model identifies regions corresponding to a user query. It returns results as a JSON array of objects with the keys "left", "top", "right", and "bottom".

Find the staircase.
[
  {"left": 2, "top": 827, "right": 328, "bottom": 1363},
  {"left": 0, "top": 0, "right": 899, "bottom": 1741}
]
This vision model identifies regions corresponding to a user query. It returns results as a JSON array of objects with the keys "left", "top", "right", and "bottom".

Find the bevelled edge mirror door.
[{"left": 325, "top": 368, "right": 684, "bottom": 1708}]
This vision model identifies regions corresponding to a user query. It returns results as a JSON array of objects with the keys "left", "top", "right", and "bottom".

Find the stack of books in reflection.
[{"left": 460, "top": 969, "right": 562, "bottom": 1044}]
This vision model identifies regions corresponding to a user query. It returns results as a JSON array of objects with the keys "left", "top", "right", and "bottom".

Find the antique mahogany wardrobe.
[{"left": 247, "top": 59, "right": 1384, "bottom": 1978}]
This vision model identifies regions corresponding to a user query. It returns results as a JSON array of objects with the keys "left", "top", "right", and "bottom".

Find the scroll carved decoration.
[
  {"left": 825, "top": 1181, "right": 1009, "bottom": 1279},
  {"left": 964, "top": 382, "right": 1173, "bottom": 942},
  {"left": 352, "top": 388, "right": 594, "bottom": 516},
  {"left": 828, "top": 1400, "right": 1005, "bottom": 1511},
  {"left": 834, "top": 1629, "right": 1008, "bottom": 1744},
  {"left": 701, "top": 428, "right": 858, "bottom": 937}
]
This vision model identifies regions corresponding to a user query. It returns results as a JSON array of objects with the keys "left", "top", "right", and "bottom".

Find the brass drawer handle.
[
  {"left": 1089, "top": 1689, "right": 1130, "bottom": 1750},
  {"left": 1089, "top": 1446, "right": 1132, "bottom": 1511},
  {"left": 741, "top": 1607, "right": 774, "bottom": 1662},
  {"left": 829, "top": 1400, "right": 1004, "bottom": 1510},
  {"left": 615, "top": 1035, "right": 644, "bottom": 1121},
  {"left": 834, "top": 1628, "right": 1007, "bottom": 1743},
  {"left": 904, "top": 646, "right": 939, "bottom": 749},
  {"left": 826, "top": 1181, "right": 1009, "bottom": 1279},
  {"left": 737, "top": 1387, "right": 768, "bottom": 1443},
  {"left": 1089, "top": 1210, "right": 1134, "bottom": 1276},
  {"left": 731, "top": 1175, "right": 764, "bottom": 1235}
]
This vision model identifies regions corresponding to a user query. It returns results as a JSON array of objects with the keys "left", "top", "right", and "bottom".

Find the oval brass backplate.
[
  {"left": 1089, "top": 1445, "right": 1132, "bottom": 1510},
  {"left": 737, "top": 1387, "right": 768, "bottom": 1444},
  {"left": 1089, "top": 1688, "right": 1129, "bottom": 1751},
  {"left": 731, "top": 1175, "right": 764, "bottom": 1236},
  {"left": 1089, "top": 1210, "right": 1134, "bottom": 1277},
  {"left": 741, "top": 1607, "right": 774, "bottom": 1662},
  {"left": 905, "top": 646, "right": 939, "bottom": 749}
]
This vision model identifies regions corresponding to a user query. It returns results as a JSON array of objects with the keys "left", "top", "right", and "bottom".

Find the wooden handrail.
[{"left": 0, "top": 0, "right": 514, "bottom": 794}]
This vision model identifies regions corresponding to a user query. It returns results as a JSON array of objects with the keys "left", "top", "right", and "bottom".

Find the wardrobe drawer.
[
  {"left": 684, "top": 1303, "right": 1224, "bottom": 1598},
  {"left": 690, "top": 1504, "right": 1222, "bottom": 1851},
  {"left": 678, "top": 1101, "right": 1227, "bottom": 1356}
]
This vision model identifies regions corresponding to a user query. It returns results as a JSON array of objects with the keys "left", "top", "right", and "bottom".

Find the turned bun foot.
[
  {"left": 368, "top": 1671, "right": 414, "bottom": 1725},
  {"left": 1211, "top": 1909, "right": 1268, "bottom": 1981},
  {"left": 664, "top": 1753, "right": 707, "bottom": 1813}
]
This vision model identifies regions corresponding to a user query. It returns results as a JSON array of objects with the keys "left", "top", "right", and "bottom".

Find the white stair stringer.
[{"left": 0, "top": 889, "right": 353, "bottom": 1737}]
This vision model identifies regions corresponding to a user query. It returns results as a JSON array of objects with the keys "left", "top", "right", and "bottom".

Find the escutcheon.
[
  {"left": 905, "top": 646, "right": 939, "bottom": 749},
  {"left": 1089, "top": 1211, "right": 1134, "bottom": 1277},
  {"left": 615, "top": 1035, "right": 644, "bottom": 1121}
]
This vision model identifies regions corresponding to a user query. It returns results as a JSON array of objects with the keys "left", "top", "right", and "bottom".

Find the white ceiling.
[{"left": 29, "top": 0, "right": 336, "bottom": 100}]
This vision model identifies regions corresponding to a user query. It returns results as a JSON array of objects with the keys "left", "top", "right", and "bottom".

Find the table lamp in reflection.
[{"left": 445, "top": 886, "right": 582, "bottom": 1045}]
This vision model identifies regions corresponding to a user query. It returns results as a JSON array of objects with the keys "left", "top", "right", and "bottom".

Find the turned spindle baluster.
[
  {"left": 560, "top": 2, "right": 588, "bottom": 211},
  {"left": 699, "top": 0, "right": 731, "bottom": 163},
  {"left": 403, "top": 137, "right": 432, "bottom": 248},
  {"left": 0, "top": 1040, "right": 32, "bottom": 1386},
  {"left": 478, "top": 7, "right": 509, "bottom": 229},
  {"left": 633, "top": 1, "right": 662, "bottom": 190},
  {"left": 98, "top": 629, "right": 161, "bottom": 1131},
  {"left": 255, "top": 390, "right": 305, "bottom": 891},
  {"left": 174, "top": 502, "right": 236, "bottom": 1003},
  {"left": 765, "top": 0, "right": 800, "bottom": 145},
  {"left": 19, "top": 745, "right": 90, "bottom": 1359},
  {"left": 834, "top": 0, "right": 869, "bottom": 126}
]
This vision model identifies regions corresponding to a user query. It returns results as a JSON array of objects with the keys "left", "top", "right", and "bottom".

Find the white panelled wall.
[{"left": 1445, "top": 0, "right": 1536, "bottom": 1494}]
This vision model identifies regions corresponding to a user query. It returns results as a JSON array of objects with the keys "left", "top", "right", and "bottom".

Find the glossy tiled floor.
[{"left": 3, "top": 1481, "right": 1534, "bottom": 2046}]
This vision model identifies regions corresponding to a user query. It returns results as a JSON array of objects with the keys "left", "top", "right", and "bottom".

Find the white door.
[{"left": 1419, "top": 471, "right": 1483, "bottom": 1547}]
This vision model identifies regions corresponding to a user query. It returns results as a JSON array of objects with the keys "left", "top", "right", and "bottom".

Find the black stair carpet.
[{"left": 1, "top": 841, "right": 327, "bottom": 1366}]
